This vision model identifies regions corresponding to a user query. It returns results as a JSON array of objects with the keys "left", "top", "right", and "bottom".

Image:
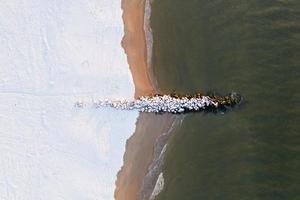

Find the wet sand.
[
  {"left": 115, "top": 0, "right": 176, "bottom": 199},
  {"left": 121, "top": 0, "right": 155, "bottom": 98},
  {"left": 115, "top": 113, "right": 176, "bottom": 200}
]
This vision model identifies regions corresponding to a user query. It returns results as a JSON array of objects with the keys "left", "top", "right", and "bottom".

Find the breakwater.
[{"left": 79, "top": 93, "right": 241, "bottom": 114}]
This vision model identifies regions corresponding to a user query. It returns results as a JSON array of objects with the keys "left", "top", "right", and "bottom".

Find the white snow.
[
  {"left": 0, "top": 0, "right": 138, "bottom": 199},
  {"left": 93, "top": 95, "right": 218, "bottom": 113}
]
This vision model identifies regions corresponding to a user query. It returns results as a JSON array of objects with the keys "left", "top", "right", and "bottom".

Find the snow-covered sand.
[{"left": 0, "top": 1, "right": 138, "bottom": 199}]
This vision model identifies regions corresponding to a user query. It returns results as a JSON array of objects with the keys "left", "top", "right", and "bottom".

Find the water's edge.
[
  {"left": 115, "top": 0, "right": 181, "bottom": 199},
  {"left": 137, "top": 1, "right": 180, "bottom": 199}
]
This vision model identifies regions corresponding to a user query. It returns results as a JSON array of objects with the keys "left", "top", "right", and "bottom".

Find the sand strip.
[
  {"left": 115, "top": 113, "right": 177, "bottom": 200},
  {"left": 115, "top": 0, "right": 178, "bottom": 200},
  {"left": 121, "top": 0, "right": 155, "bottom": 98}
]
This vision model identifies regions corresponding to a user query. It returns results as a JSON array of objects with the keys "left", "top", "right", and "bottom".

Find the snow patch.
[{"left": 0, "top": 0, "right": 138, "bottom": 199}]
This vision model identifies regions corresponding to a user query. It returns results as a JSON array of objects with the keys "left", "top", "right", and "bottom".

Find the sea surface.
[{"left": 150, "top": 1, "right": 300, "bottom": 199}]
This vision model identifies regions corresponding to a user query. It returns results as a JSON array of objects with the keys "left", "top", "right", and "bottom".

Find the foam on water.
[{"left": 150, "top": 173, "right": 165, "bottom": 200}]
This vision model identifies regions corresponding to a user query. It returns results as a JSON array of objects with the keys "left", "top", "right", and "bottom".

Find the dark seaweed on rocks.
[{"left": 143, "top": 92, "right": 243, "bottom": 114}]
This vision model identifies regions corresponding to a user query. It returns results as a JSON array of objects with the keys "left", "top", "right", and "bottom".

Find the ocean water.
[
  {"left": 151, "top": 1, "right": 300, "bottom": 199},
  {"left": 0, "top": 1, "right": 138, "bottom": 199}
]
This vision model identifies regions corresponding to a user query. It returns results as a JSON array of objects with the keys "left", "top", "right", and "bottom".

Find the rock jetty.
[{"left": 91, "top": 93, "right": 241, "bottom": 114}]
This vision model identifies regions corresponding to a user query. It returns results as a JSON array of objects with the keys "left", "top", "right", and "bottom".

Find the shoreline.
[
  {"left": 115, "top": 0, "right": 177, "bottom": 199},
  {"left": 121, "top": 0, "right": 155, "bottom": 98},
  {"left": 115, "top": 113, "right": 178, "bottom": 200}
]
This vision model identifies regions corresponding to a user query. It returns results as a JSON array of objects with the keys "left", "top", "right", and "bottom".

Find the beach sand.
[
  {"left": 114, "top": 0, "right": 176, "bottom": 199},
  {"left": 121, "top": 0, "right": 155, "bottom": 98},
  {"left": 115, "top": 113, "right": 176, "bottom": 200}
]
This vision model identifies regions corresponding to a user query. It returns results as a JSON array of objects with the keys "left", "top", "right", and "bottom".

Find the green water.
[{"left": 150, "top": 1, "right": 300, "bottom": 199}]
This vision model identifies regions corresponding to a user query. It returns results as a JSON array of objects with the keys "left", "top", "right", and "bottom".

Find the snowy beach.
[{"left": 0, "top": 1, "right": 138, "bottom": 199}]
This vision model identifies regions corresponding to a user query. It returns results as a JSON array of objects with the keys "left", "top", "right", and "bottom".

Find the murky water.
[{"left": 151, "top": 1, "right": 300, "bottom": 199}]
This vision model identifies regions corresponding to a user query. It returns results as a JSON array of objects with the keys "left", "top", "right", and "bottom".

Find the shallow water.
[{"left": 151, "top": 1, "right": 300, "bottom": 199}]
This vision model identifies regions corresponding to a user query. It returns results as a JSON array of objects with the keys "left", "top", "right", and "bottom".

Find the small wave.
[
  {"left": 144, "top": 0, "right": 154, "bottom": 69},
  {"left": 150, "top": 172, "right": 165, "bottom": 200},
  {"left": 138, "top": 116, "right": 181, "bottom": 200}
]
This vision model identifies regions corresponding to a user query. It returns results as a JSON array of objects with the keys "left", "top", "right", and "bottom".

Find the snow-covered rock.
[{"left": 93, "top": 95, "right": 219, "bottom": 114}]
